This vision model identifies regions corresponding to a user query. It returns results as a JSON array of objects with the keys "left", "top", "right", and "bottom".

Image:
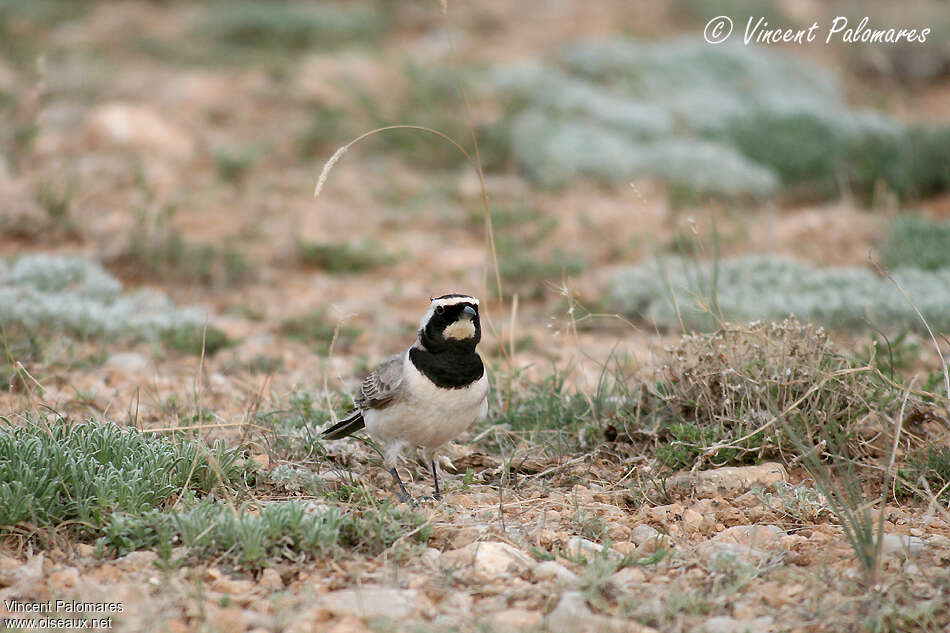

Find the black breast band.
[{"left": 409, "top": 348, "right": 484, "bottom": 389}]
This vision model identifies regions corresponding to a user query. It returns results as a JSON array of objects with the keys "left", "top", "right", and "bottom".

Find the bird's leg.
[
  {"left": 390, "top": 467, "right": 412, "bottom": 503},
  {"left": 431, "top": 460, "right": 441, "bottom": 501}
]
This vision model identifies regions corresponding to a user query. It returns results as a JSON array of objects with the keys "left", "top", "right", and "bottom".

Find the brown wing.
[{"left": 355, "top": 353, "right": 404, "bottom": 410}]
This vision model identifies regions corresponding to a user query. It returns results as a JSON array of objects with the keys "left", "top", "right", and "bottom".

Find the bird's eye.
[{"left": 435, "top": 305, "right": 445, "bottom": 315}]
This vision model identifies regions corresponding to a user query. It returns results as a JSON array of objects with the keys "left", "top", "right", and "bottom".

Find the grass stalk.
[{"left": 313, "top": 124, "right": 509, "bottom": 368}]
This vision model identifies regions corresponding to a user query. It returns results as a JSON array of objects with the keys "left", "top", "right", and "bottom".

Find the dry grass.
[{"left": 638, "top": 318, "right": 945, "bottom": 470}]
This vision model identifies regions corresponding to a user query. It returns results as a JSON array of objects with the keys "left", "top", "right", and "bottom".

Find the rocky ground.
[{"left": 2, "top": 457, "right": 949, "bottom": 633}]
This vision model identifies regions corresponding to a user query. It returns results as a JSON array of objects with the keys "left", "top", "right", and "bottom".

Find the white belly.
[{"left": 363, "top": 352, "right": 489, "bottom": 456}]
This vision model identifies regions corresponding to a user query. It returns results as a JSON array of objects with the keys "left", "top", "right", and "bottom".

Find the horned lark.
[{"left": 322, "top": 294, "right": 489, "bottom": 502}]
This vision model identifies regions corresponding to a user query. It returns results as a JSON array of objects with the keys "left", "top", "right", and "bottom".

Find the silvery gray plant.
[
  {"left": 0, "top": 253, "right": 207, "bottom": 340},
  {"left": 489, "top": 38, "right": 918, "bottom": 197},
  {"left": 609, "top": 255, "right": 950, "bottom": 333}
]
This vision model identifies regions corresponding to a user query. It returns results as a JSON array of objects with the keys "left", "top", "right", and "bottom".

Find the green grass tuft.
[
  {"left": 117, "top": 204, "right": 253, "bottom": 287},
  {"left": 213, "top": 147, "right": 256, "bottom": 184},
  {"left": 99, "top": 498, "right": 430, "bottom": 570},
  {"left": 280, "top": 309, "right": 361, "bottom": 354},
  {"left": 296, "top": 108, "right": 350, "bottom": 158},
  {"left": 902, "top": 447, "right": 950, "bottom": 501},
  {"left": 160, "top": 323, "right": 233, "bottom": 356},
  {"left": 34, "top": 177, "right": 78, "bottom": 230},
  {"left": 479, "top": 203, "right": 585, "bottom": 298},
  {"left": 196, "top": 2, "right": 387, "bottom": 56},
  {"left": 257, "top": 389, "right": 339, "bottom": 462},
  {"left": 489, "top": 366, "right": 632, "bottom": 452},
  {"left": 297, "top": 239, "right": 394, "bottom": 273},
  {"left": 0, "top": 0, "right": 87, "bottom": 65},
  {"left": 673, "top": 0, "right": 789, "bottom": 27},
  {"left": 655, "top": 422, "right": 760, "bottom": 470}
]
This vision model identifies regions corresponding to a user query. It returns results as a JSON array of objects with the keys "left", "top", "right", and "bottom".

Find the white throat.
[{"left": 442, "top": 319, "right": 476, "bottom": 340}]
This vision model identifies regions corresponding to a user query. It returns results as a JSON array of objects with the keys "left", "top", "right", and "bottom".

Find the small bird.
[{"left": 322, "top": 294, "right": 489, "bottom": 502}]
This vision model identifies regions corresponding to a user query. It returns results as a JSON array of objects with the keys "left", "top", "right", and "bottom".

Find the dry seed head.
[{"left": 314, "top": 145, "right": 348, "bottom": 198}]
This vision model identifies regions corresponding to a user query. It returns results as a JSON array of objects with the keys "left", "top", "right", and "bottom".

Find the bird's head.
[{"left": 418, "top": 294, "right": 481, "bottom": 353}]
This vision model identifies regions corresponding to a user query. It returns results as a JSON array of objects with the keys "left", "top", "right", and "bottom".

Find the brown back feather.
[{"left": 355, "top": 353, "right": 404, "bottom": 410}]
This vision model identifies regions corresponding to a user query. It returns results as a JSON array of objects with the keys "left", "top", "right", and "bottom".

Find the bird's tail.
[{"left": 321, "top": 410, "right": 365, "bottom": 440}]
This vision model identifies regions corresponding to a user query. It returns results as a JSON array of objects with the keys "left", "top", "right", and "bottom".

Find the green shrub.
[
  {"left": 213, "top": 147, "right": 256, "bottom": 184},
  {"left": 722, "top": 110, "right": 848, "bottom": 193},
  {"left": 370, "top": 61, "right": 474, "bottom": 169},
  {"left": 489, "top": 38, "right": 950, "bottom": 200},
  {"left": 197, "top": 2, "right": 387, "bottom": 54},
  {"left": 0, "top": 0, "right": 86, "bottom": 64},
  {"left": 506, "top": 109, "right": 777, "bottom": 196},
  {"left": 297, "top": 239, "right": 393, "bottom": 273},
  {"left": 639, "top": 319, "right": 938, "bottom": 470},
  {"left": 880, "top": 214, "right": 950, "bottom": 271},
  {"left": 485, "top": 203, "right": 585, "bottom": 298},
  {"left": 904, "top": 125, "right": 950, "bottom": 198},
  {"left": 494, "top": 246, "right": 585, "bottom": 299},
  {"left": 902, "top": 447, "right": 950, "bottom": 501},
  {"left": 0, "top": 253, "right": 210, "bottom": 342},
  {"left": 118, "top": 205, "right": 253, "bottom": 287},
  {"left": 34, "top": 177, "right": 78, "bottom": 228},
  {"left": 280, "top": 309, "right": 361, "bottom": 354},
  {"left": 609, "top": 255, "right": 950, "bottom": 334},
  {"left": 673, "top": 0, "right": 789, "bottom": 26},
  {"left": 296, "top": 108, "right": 350, "bottom": 158},
  {"left": 269, "top": 464, "right": 327, "bottom": 495},
  {"left": 160, "top": 323, "right": 233, "bottom": 356},
  {"left": 655, "top": 422, "right": 759, "bottom": 470},
  {"left": 0, "top": 419, "right": 251, "bottom": 532}
]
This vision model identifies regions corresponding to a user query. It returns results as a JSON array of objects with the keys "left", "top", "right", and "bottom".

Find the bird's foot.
[{"left": 390, "top": 467, "right": 413, "bottom": 504}]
